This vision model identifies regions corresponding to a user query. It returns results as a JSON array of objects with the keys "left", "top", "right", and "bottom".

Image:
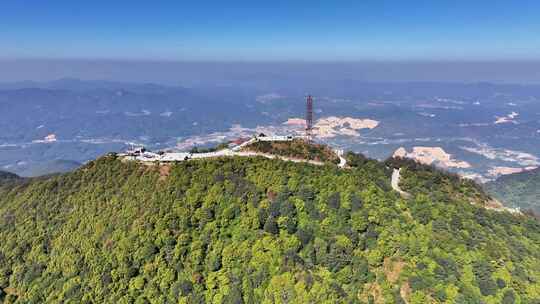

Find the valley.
[{"left": 2, "top": 80, "right": 540, "bottom": 184}]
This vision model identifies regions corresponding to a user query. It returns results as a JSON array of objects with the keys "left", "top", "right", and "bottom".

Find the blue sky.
[{"left": 1, "top": 1, "right": 540, "bottom": 61}]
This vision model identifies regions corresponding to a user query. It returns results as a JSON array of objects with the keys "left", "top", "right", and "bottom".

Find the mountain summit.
[{"left": 0, "top": 148, "right": 538, "bottom": 303}]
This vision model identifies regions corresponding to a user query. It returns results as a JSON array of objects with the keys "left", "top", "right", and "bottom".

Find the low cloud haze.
[{"left": 1, "top": 59, "right": 540, "bottom": 86}]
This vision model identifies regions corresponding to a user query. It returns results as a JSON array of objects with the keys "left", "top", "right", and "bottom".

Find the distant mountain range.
[
  {"left": 0, "top": 82, "right": 267, "bottom": 143},
  {"left": 14, "top": 160, "right": 81, "bottom": 177},
  {"left": 1, "top": 79, "right": 540, "bottom": 183}
]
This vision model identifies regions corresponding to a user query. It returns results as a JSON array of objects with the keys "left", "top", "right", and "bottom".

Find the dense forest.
[
  {"left": 385, "top": 157, "right": 491, "bottom": 206},
  {"left": 242, "top": 139, "right": 340, "bottom": 164},
  {"left": 485, "top": 168, "right": 540, "bottom": 215},
  {"left": 0, "top": 171, "right": 23, "bottom": 192},
  {"left": 0, "top": 152, "right": 539, "bottom": 303}
]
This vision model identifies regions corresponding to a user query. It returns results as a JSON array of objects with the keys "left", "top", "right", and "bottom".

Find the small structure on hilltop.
[
  {"left": 126, "top": 146, "right": 146, "bottom": 156},
  {"left": 257, "top": 135, "right": 294, "bottom": 142}
]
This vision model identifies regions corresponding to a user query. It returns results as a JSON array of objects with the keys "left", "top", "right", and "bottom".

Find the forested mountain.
[
  {"left": 0, "top": 171, "right": 21, "bottom": 190},
  {"left": 485, "top": 168, "right": 540, "bottom": 214},
  {"left": 0, "top": 153, "right": 539, "bottom": 303},
  {"left": 242, "top": 139, "right": 340, "bottom": 164},
  {"left": 0, "top": 171, "right": 19, "bottom": 181}
]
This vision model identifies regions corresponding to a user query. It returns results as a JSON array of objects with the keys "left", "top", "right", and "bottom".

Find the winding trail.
[
  {"left": 123, "top": 139, "right": 410, "bottom": 200},
  {"left": 127, "top": 148, "right": 327, "bottom": 167},
  {"left": 120, "top": 140, "right": 523, "bottom": 214},
  {"left": 336, "top": 149, "right": 347, "bottom": 168},
  {"left": 391, "top": 168, "right": 411, "bottom": 198},
  {"left": 124, "top": 139, "right": 347, "bottom": 169}
]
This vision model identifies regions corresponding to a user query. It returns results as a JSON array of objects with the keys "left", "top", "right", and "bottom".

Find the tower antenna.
[{"left": 305, "top": 95, "right": 314, "bottom": 141}]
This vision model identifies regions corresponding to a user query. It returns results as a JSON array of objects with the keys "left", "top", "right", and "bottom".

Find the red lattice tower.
[{"left": 305, "top": 95, "right": 314, "bottom": 140}]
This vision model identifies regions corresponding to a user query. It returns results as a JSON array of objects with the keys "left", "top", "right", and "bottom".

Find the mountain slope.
[
  {"left": 0, "top": 170, "right": 19, "bottom": 181},
  {"left": 0, "top": 154, "right": 539, "bottom": 303},
  {"left": 485, "top": 168, "right": 540, "bottom": 214},
  {"left": 241, "top": 139, "right": 340, "bottom": 164},
  {"left": 0, "top": 170, "right": 22, "bottom": 190}
]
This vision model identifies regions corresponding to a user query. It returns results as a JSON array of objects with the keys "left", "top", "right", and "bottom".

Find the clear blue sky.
[{"left": 1, "top": 1, "right": 540, "bottom": 61}]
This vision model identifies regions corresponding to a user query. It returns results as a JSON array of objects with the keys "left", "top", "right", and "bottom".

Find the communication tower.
[{"left": 305, "top": 95, "right": 314, "bottom": 140}]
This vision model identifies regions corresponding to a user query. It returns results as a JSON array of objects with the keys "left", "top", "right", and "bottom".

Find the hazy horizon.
[
  {"left": 3, "top": 2, "right": 540, "bottom": 85},
  {"left": 2, "top": 59, "right": 540, "bottom": 86}
]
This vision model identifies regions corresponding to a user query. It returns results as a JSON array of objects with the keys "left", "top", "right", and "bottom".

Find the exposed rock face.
[
  {"left": 284, "top": 116, "right": 380, "bottom": 138},
  {"left": 44, "top": 134, "right": 57, "bottom": 142},
  {"left": 460, "top": 145, "right": 540, "bottom": 168},
  {"left": 393, "top": 146, "right": 471, "bottom": 169},
  {"left": 488, "top": 166, "right": 524, "bottom": 177},
  {"left": 393, "top": 147, "right": 408, "bottom": 158},
  {"left": 494, "top": 111, "right": 519, "bottom": 124},
  {"left": 31, "top": 134, "right": 58, "bottom": 144},
  {"left": 487, "top": 166, "right": 538, "bottom": 178},
  {"left": 314, "top": 116, "right": 379, "bottom": 138}
]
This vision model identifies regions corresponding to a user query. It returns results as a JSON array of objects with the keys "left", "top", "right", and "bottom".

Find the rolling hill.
[
  {"left": 0, "top": 151, "right": 538, "bottom": 303},
  {"left": 0, "top": 170, "right": 19, "bottom": 181},
  {"left": 485, "top": 168, "right": 540, "bottom": 214}
]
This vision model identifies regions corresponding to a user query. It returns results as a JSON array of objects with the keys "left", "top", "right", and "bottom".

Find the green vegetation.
[
  {"left": 0, "top": 171, "right": 23, "bottom": 192},
  {"left": 189, "top": 143, "right": 230, "bottom": 154},
  {"left": 386, "top": 157, "right": 491, "bottom": 206},
  {"left": 0, "top": 152, "right": 539, "bottom": 303},
  {"left": 242, "top": 139, "right": 340, "bottom": 164},
  {"left": 485, "top": 168, "right": 540, "bottom": 215}
]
